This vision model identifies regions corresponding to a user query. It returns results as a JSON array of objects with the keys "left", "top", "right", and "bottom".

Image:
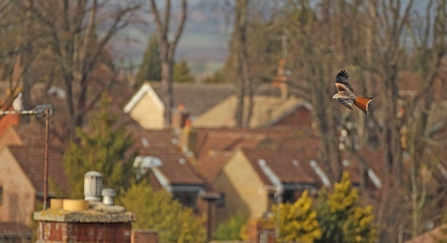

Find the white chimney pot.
[
  {"left": 102, "top": 188, "right": 116, "bottom": 206},
  {"left": 84, "top": 171, "right": 103, "bottom": 202}
]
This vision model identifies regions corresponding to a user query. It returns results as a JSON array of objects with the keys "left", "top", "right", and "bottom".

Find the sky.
[{"left": 109, "top": 0, "right": 232, "bottom": 77}]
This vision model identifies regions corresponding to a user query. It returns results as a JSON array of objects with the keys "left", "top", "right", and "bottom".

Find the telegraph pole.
[{"left": 0, "top": 104, "right": 53, "bottom": 209}]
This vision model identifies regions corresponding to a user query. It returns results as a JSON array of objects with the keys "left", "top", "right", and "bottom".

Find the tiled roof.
[
  {"left": 258, "top": 128, "right": 321, "bottom": 152},
  {"left": 242, "top": 148, "right": 320, "bottom": 186},
  {"left": 149, "top": 82, "right": 287, "bottom": 117},
  {"left": 196, "top": 150, "right": 233, "bottom": 183},
  {"left": 192, "top": 95, "right": 309, "bottom": 128},
  {"left": 14, "top": 124, "right": 63, "bottom": 147},
  {"left": 127, "top": 128, "right": 179, "bottom": 150},
  {"left": 138, "top": 145, "right": 204, "bottom": 185},
  {"left": 0, "top": 123, "right": 70, "bottom": 194},
  {"left": 355, "top": 150, "right": 385, "bottom": 181},
  {"left": 193, "top": 127, "right": 319, "bottom": 156},
  {"left": 192, "top": 128, "right": 321, "bottom": 182},
  {"left": 195, "top": 132, "right": 265, "bottom": 157},
  {"left": 404, "top": 224, "right": 447, "bottom": 243},
  {"left": 191, "top": 127, "right": 387, "bottom": 189},
  {"left": 397, "top": 70, "right": 447, "bottom": 102},
  {"left": 346, "top": 149, "right": 401, "bottom": 190},
  {"left": 0, "top": 123, "right": 66, "bottom": 158},
  {"left": 8, "top": 145, "right": 70, "bottom": 194},
  {"left": 148, "top": 170, "right": 163, "bottom": 190},
  {"left": 149, "top": 82, "right": 235, "bottom": 116},
  {"left": 338, "top": 157, "right": 363, "bottom": 186},
  {"left": 86, "top": 79, "right": 141, "bottom": 129},
  {"left": 0, "top": 222, "right": 32, "bottom": 237}
]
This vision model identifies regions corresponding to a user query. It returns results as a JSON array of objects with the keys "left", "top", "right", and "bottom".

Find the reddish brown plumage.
[{"left": 354, "top": 97, "right": 374, "bottom": 114}]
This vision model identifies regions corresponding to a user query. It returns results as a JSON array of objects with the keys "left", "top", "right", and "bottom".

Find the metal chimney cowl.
[{"left": 84, "top": 171, "right": 103, "bottom": 202}]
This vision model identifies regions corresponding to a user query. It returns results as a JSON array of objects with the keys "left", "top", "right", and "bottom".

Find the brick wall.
[
  {"left": 131, "top": 230, "right": 158, "bottom": 243},
  {"left": 36, "top": 221, "right": 132, "bottom": 243},
  {"left": 214, "top": 150, "right": 268, "bottom": 226},
  {"left": 0, "top": 149, "right": 35, "bottom": 226},
  {"left": 246, "top": 219, "right": 276, "bottom": 243},
  {"left": 270, "top": 106, "right": 312, "bottom": 127},
  {"left": 129, "top": 93, "right": 164, "bottom": 130}
]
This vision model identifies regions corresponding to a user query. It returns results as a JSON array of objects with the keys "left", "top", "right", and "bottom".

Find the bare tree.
[
  {"left": 402, "top": 0, "right": 447, "bottom": 238},
  {"left": 149, "top": 0, "right": 187, "bottom": 127},
  {"left": 231, "top": 0, "right": 252, "bottom": 127},
  {"left": 30, "top": 0, "right": 139, "bottom": 142},
  {"left": 0, "top": 0, "right": 38, "bottom": 115},
  {"left": 284, "top": 0, "right": 350, "bottom": 184},
  {"left": 230, "top": 0, "right": 447, "bottom": 242}
]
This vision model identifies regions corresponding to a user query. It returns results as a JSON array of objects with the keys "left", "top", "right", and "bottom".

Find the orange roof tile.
[
  {"left": 0, "top": 222, "right": 32, "bottom": 237},
  {"left": 8, "top": 145, "right": 70, "bottom": 194},
  {"left": 242, "top": 148, "right": 320, "bottom": 186},
  {"left": 404, "top": 224, "right": 447, "bottom": 243},
  {"left": 195, "top": 132, "right": 265, "bottom": 157},
  {"left": 127, "top": 128, "right": 179, "bottom": 150},
  {"left": 138, "top": 145, "right": 204, "bottom": 185},
  {"left": 193, "top": 127, "right": 319, "bottom": 155},
  {"left": 196, "top": 150, "right": 233, "bottom": 183}
]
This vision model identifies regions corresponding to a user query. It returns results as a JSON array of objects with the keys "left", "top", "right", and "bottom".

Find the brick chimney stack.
[
  {"left": 172, "top": 102, "right": 189, "bottom": 129},
  {"left": 131, "top": 230, "right": 158, "bottom": 243}
]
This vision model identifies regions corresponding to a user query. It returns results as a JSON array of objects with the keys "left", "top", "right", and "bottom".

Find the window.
[
  {"left": 173, "top": 191, "right": 198, "bottom": 210},
  {"left": 282, "top": 189, "right": 297, "bottom": 203},
  {"left": 216, "top": 193, "right": 225, "bottom": 208}
]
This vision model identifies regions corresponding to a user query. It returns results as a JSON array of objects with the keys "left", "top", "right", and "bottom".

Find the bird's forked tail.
[{"left": 354, "top": 97, "right": 374, "bottom": 114}]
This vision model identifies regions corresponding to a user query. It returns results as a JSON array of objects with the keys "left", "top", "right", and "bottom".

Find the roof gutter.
[
  {"left": 258, "top": 159, "right": 283, "bottom": 196},
  {"left": 309, "top": 160, "right": 331, "bottom": 188},
  {"left": 151, "top": 167, "right": 172, "bottom": 192},
  {"left": 124, "top": 83, "right": 164, "bottom": 113}
]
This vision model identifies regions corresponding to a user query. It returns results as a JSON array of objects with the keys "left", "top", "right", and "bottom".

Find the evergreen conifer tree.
[
  {"left": 63, "top": 93, "right": 135, "bottom": 198},
  {"left": 136, "top": 35, "right": 162, "bottom": 87},
  {"left": 173, "top": 61, "right": 195, "bottom": 83}
]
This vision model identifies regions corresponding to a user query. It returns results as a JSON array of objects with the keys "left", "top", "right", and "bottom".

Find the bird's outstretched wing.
[
  {"left": 335, "top": 70, "right": 354, "bottom": 92},
  {"left": 338, "top": 98, "right": 353, "bottom": 110}
]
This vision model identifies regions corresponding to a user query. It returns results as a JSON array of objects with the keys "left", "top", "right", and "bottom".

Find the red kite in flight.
[{"left": 332, "top": 70, "right": 374, "bottom": 114}]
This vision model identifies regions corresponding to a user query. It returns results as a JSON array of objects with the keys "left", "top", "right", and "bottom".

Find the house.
[
  {"left": 192, "top": 94, "right": 313, "bottom": 128},
  {"left": 404, "top": 224, "right": 447, "bottom": 243},
  {"left": 186, "top": 126, "right": 387, "bottom": 226},
  {"left": 0, "top": 146, "right": 69, "bottom": 225},
  {"left": 123, "top": 82, "right": 235, "bottom": 130},
  {"left": 212, "top": 147, "right": 323, "bottom": 225},
  {"left": 130, "top": 129, "right": 219, "bottom": 240},
  {"left": 191, "top": 127, "right": 321, "bottom": 184},
  {"left": 0, "top": 124, "right": 69, "bottom": 226},
  {"left": 0, "top": 222, "right": 32, "bottom": 243},
  {"left": 211, "top": 146, "right": 388, "bottom": 225},
  {"left": 123, "top": 82, "right": 312, "bottom": 130},
  {"left": 180, "top": 126, "right": 320, "bottom": 157}
]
